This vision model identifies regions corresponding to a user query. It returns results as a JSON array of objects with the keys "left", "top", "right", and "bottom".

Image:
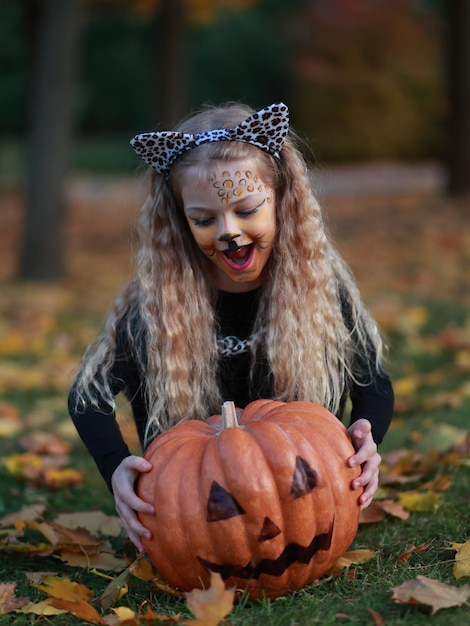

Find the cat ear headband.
[{"left": 130, "top": 102, "right": 289, "bottom": 179}]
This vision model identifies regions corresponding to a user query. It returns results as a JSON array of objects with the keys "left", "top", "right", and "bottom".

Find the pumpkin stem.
[{"left": 221, "top": 401, "right": 240, "bottom": 429}]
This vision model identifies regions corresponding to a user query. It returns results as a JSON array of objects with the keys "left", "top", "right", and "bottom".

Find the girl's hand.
[
  {"left": 111, "top": 456, "right": 155, "bottom": 552},
  {"left": 347, "top": 419, "right": 381, "bottom": 510}
]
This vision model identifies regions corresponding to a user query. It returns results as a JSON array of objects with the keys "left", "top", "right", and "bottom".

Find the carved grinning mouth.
[{"left": 198, "top": 520, "right": 334, "bottom": 580}]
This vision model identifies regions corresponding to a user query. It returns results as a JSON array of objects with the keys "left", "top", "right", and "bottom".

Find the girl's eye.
[
  {"left": 237, "top": 201, "right": 265, "bottom": 218},
  {"left": 193, "top": 217, "right": 214, "bottom": 227}
]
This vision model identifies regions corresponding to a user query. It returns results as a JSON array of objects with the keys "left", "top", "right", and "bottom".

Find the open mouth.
[{"left": 220, "top": 244, "right": 254, "bottom": 270}]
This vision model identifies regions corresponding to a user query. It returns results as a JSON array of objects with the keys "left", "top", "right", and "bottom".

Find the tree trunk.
[
  {"left": 19, "top": 0, "right": 83, "bottom": 281},
  {"left": 446, "top": 0, "right": 470, "bottom": 196},
  {"left": 152, "top": 0, "right": 189, "bottom": 128}
]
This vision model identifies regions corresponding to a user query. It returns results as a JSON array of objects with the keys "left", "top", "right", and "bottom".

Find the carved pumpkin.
[{"left": 137, "top": 399, "right": 361, "bottom": 599}]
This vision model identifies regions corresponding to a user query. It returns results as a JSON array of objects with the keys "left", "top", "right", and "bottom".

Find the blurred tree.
[
  {"left": 19, "top": 0, "right": 83, "bottom": 281},
  {"left": 446, "top": 0, "right": 470, "bottom": 196}
]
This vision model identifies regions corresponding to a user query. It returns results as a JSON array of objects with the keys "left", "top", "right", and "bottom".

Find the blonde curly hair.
[{"left": 73, "top": 103, "right": 383, "bottom": 443}]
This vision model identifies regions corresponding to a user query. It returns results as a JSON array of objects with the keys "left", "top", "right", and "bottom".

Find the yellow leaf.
[
  {"left": 332, "top": 549, "right": 376, "bottom": 573},
  {"left": 398, "top": 490, "right": 441, "bottom": 512},
  {"left": 183, "top": 572, "right": 235, "bottom": 626},
  {"left": 19, "top": 599, "right": 68, "bottom": 616},
  {"left": 42, "top": 467, "right": 84, "bottom": 489},
  {"left": 393, "top": 377, "right": 418, "bottom": 397},
  {"left": 448, "top": 540, "right": 470, "bottom": 579},
  {"left": 33, "top": 576, "right": 93, "bottom": 602}
]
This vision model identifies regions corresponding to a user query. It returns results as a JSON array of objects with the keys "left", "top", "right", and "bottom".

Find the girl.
[{"left": 69, "top": 102, "right": 394, "bottom": 552}]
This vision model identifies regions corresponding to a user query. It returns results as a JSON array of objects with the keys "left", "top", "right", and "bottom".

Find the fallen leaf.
[
  {"left": 50, "top": 597, "right": 105, "bottom": 625},
  {"left": 96, "top": 567, "right": 130, "bottom": 610},
  {"left": 0, "top": 504, "right": 46, "bottom": 528},
  {"left": 380, "top": 499, "right": 410, "bottom": 520},
  {"left": 392, "top": 575, "right": 470, "bottom": 614},
  {"left": 20, "top": 431, "right": 72, "bottom": 455},
  {"left": 398, "top": 490, "right": 441, "bottom": 512},
  {"left": 396, "top": 540, "right": 435, "bottom": 565},
  {"left": 183, "top": 572, "right": 235, "bottom": 625},
  {"left": 129, "top": 555, "right": 156, "bottom": 581},
  {"left": 42, "top": 467, "right": 84, "bottom": 489},
  {"left": 359, "top": 499, "right": 409, "bottom": 524},
  {"left": 56, "top": 545, "right": 129, "bottom": 571},
  {"left": 103, "top": 606, "right": 136, "bottom": 625},
  {"left": 24, "top": 571, "right": 58, "bottom": 584},
  {"left": 18, "top": 599, "right": 68, "bottom": 616},
  {"left": 368, "top": 607, "right": 384, "bottom": 626},
  {"left": 448, "top": 540, "right": 470, "bottom": 579},
  {"left": 54, "top": 511, "right": 123, "bottom": 537},
  {"left": 332, "top": 549, "right": 376, "bottom": 574},
  {"left": 33, "top": 576, "right": 94, "bottom": 602},
  {"left": 0, "top": 401, "right": 21, "bottom": 437},
  {"left": 0, "top": 582, "right": 29, "bottom": 615}
]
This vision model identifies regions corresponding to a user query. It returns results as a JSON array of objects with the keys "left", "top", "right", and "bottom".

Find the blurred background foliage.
[{"left": 0, "top": 0, "right": 446, "bottom": 164}]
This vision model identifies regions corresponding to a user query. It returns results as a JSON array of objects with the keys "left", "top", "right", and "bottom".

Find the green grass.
[{"left": 0, "top": 291, "right": 469, "bottom": 625}]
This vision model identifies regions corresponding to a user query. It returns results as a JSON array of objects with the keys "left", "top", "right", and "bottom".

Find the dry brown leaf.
[
  {"left": 397, "top": 540, "right": 435, "bottom": 565},
  {"left": 448, "top": 540, "right": 470, "bottom": 580},
  {"left": 20, "top": 431, "right": 72, "bottom": 455},
  {"left": 54, "top": 511, "right": 123, "bottom": 537},
  {"left": 0, "top": 401, "right": 21, "bottom": 437},
  {"left": 183, "top": 572, "right": 235, "bottom": 625},
  {"left": 0, "top": 582, "right": 29, "bottom": 615},
  {"left": 368, "top": 607, "right": 384, "bottom": 626},
  {"left": 359, "top": 501, "right": 385, "bottom": 524},
  {"left": 392, "top": 575, "right": 470, "bottom": 614},
  {"left": 380, "top": 499, "right": 410, "bottom": 520},
  {"left": 0, "top": 504, "right": 46, "bottom": 528},
  {"left": 56, "top": 545, "right": 129, "bottom": 571},
  {"left": 359, "top": 499, "right": 409, "bottom": 524}
]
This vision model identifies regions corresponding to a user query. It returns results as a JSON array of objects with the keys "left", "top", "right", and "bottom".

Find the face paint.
[
  {"left": 213, "top": 170, "right": 273, "bottom": 204},
  {"left": 181, "top": 161, "right": 276, "bottom": 292}
]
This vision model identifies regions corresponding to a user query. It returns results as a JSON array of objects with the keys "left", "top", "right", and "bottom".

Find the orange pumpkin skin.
[{"left": 137, "top": 399, "right": 361, "bottom": 599}]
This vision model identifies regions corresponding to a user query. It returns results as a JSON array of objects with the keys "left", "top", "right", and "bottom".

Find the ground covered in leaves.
[{"left": 0, "top": 168, "right": 469, "bottom": 625}]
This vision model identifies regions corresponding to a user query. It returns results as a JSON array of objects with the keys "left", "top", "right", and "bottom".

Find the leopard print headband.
[{"left": 130, "top": 102, "right": 289, "bottom": 179}]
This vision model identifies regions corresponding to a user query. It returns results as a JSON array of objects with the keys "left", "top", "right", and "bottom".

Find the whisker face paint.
[{"left": 181, "top": 161, "right": 276, "bottom": 292}]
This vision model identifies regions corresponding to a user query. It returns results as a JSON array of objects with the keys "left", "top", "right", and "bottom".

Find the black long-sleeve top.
[{"left": 69, "top": 288, "right": 394, "bottom": 491}]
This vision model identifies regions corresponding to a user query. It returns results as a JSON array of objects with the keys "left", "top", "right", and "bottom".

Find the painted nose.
[{"left": 218, "top": 232, "right": 241, "bottom": 243}]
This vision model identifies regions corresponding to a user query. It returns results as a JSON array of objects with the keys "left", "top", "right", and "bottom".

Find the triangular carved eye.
[
  {"left": 258, "top": 517, "right": 282, "bottom": 542},
  {"left": 291, "top": 456, "right": 318, "bottom": 499},
  {"left": 207, "top": 481, "right": 246, "bottom": 522}
]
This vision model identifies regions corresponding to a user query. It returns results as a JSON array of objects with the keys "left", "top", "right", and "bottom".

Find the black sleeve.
[
  {"left": 68, "top": 317, "right": 142, "bottom": 492},
  {"left": 349, "top": 367, "right": 394, "bottom": 445},
  {"left": 338, "top": 283, "right": 394, "bottom": 445},
  {"left": 68, "top": 384, "right": 131, "bottom": 493}
]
